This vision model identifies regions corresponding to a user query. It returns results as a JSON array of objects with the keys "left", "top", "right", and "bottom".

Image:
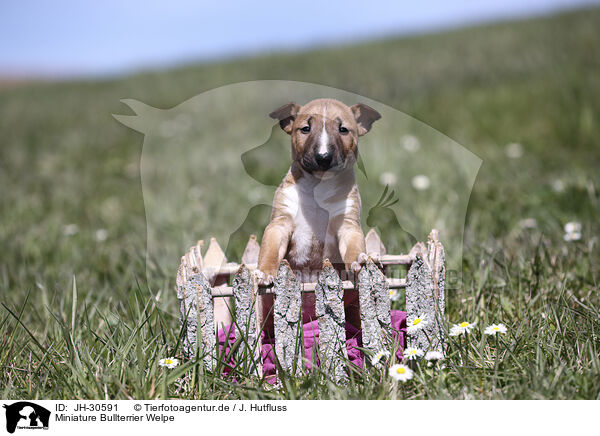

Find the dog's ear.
[
  {"left": 269, "top": 102, "right": 300, "bottom": 134},
  {"left": 351, "top": 103, "right": 381, "bottom": 136}
]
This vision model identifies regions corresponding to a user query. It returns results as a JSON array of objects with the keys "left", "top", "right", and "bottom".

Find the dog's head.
[{"left": 270, "top": 98, "right": 380, "bottom": 175}]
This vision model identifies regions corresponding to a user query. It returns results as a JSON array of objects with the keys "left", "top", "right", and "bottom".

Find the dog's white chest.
[{"left": 280, "top": 179, "right": 351, "bottom": 267}]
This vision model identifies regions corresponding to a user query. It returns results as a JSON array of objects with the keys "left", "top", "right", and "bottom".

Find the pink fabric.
[{"left": 217, "top": 310, "right": 407, "bottom": 382}]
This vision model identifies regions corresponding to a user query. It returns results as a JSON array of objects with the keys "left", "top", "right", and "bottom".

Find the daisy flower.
[
  {"left": 449, "top": 321, "right": 476, "bottom": 336},
  {"left": 379, "top": 172, "right": 397, "bottom": 186},
  {"left": 389, "top": 288, "right": 401, "bottom": 302},
  {"left": 159, "top": 357, "right": 179, "bottom": 369},
  {"left": 400, "top": 135, "right": 420, "bottom": 153},
  {"left": 411, "top": 175, "right": 430, "bottom": 191},
  {"left": 95, "top": 228, "right": 108, "bottom": 242},
  {"left": 551, "top": 179, "right": 565, "bottom": 192},
  {"left": 563, "top": 221, "right": 582, "bottom": 242},
  {"left": 62, "top": 224, "right": 79, "bottom": 236},
  {"left": 403, "top": 347, "right": 424, "bottom": 360},
  {"left": 371, "top": 350, "right": 390, "bottom": 366},
  {"left": 484, "top": 324, "right": 507, "bottom": 336},
  {"left": 407, "top": 314, "right": 428, "bottom": 333},
  {"left": 505, "top": 142, "right": 523, "bottom": 159},
  {"left": 388, "top": 364, "right": 413, "bottom": 382},
  {"left": 519, "top": 218, "right": 537, "bottom": 229},
  {"left": 424, "top": 350, "right": 444, "bottom": 361},
  {"left": 564, "top": 232, "right": 581, "bottom": 242}
]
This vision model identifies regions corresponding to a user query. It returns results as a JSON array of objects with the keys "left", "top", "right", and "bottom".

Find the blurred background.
[
  {"left": 2, "top": 0, "right": 599, "bottom": 284},
  {"left": 0, "top": 0, "right": 597, "bottom": 78},
  {"left": 1, "top": 0, "right": 599, "bottom": 282}
]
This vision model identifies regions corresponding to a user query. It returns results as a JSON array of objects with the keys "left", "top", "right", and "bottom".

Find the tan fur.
[{"left": 258, "top": 98, "right": 380, "bottom": 336}]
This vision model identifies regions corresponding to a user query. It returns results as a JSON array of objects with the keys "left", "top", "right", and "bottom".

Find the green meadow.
[{"left": 0, "top": 7, "right": 599, "bottom": 399}]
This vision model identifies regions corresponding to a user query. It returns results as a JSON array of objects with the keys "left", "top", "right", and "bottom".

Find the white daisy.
[
  {"left": 564, "top": 231, "right": 581, "bottom": 242},
  {"left": 95, "top": 229, "right": 108, "bottom": 242},
  {"left": 406, "top": 314, "right": 428, "bottom": 333},
  {"left": 379, "top": 172, "right": 397, "bottom": 186},
  {"left": 484, "top": 324, "right": 508, "bottom": 336},
  {"left": 505, "top": 142, "right": 523, "bottom": 159},
  {"left": 62, "top": 224, "right": 79, "bottom": 236},
  {"left": 411, "top": 175, "right": 430, "bottom": 191},
  {"left": 403, "top": 347, "right": 424, "bottom": 360},
  {"left": 449, "top": 321, "right": 476, "bottom": 336},
  {"left": 371, "top": 350, "right": 390, "bottom": 366},
  {"left": 563, "top": 221, "right": 582, "bottom": 241},
  {"left": 159, "top": 357, "right": 179, "bottom": 369},
  {"left": 400, "top": 135, "right": 420, "bottom": 152},
  {"left": 519, "top": 218, "right": 537, "bottom": 229},
  {"left": 424, "top": 350, "right": 444, "bottom": 361},
  {"left": 551, "top": 179, "right": 565, "bottom": 192},
  {"left": 389, "top": 288, "right": 401, "bottom": 302},
  {"left": 449, "top": 326, "right": 460, "bottom": 336},
  {"left": 388, "top": 364, "right": 413, "bottom": 382},
  {"left": 564, "top": 222, "right": 581, "bottom": 233}
]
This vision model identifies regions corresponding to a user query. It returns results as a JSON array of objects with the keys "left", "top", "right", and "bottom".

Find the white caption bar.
[{"left": 0, "top": 399, "right": 595, "bottom": 436}]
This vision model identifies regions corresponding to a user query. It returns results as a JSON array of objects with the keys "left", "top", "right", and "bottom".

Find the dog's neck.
[{"left": 290, "top": 161, "right": 356, "bottom": 192}]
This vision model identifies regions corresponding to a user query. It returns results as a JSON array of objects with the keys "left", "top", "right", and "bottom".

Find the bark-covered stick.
[
  {"left": 232, "top": 264, "right": 262, "bottom": 376},
  {"left": 178, "top": 269, "right": 216, "bottom": 370},
  {"left": 358, "top": 258, "right": 391, "bottom": 368},
  {"left": 427, "top": 230, "right": 446, "bottom": 355},
  {"left": 406, "top": 231, "right": 445, "bottom": 357},
  {"left": 273, "top": 260, "right": 302, "bottom": 375},
  {"left": 314, "top": 260, "right": 348, "bottom": 383}
]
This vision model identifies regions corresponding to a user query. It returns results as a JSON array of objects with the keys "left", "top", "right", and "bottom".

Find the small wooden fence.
[{"left": 176, "top": 229, "right": 445, "bottom": 382}]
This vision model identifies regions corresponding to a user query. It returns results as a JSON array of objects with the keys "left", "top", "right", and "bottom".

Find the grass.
[{"left": 1, "top": 7, "right": 599, "bottom": 399}]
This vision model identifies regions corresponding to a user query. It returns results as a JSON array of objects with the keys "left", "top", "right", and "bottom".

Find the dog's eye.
[
  {"left": 300, "top": 126, "right": 311, "bottom": 133},
  {"left": 339, "top": 126, "right": 349, "bottom": 134}
]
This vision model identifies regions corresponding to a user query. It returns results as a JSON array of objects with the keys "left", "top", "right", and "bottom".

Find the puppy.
[{"left": 257, "top": 98, "right": 381, "bottom": 336}]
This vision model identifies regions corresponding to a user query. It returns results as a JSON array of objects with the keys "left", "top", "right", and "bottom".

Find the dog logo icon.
[{"left": 2, "top": 402, "right": 50, "bottom": 433}]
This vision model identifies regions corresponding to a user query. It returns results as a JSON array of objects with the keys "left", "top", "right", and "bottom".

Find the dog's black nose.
[{"left": 315, "top": 150, "right": 333, "bottom": 169}]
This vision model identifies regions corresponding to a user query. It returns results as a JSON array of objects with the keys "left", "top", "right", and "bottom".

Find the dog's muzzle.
[{"left": 315, "top": 150, "right": 334, "bottom": 170}]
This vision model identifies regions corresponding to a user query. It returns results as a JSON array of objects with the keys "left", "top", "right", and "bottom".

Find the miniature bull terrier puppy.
[{"left": 257, "top": 98, "right": 381, "bottom": 336}]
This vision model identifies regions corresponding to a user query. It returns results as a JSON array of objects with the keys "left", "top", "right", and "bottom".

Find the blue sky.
[{"left": 0, "top": 0, "right": 598, "bottom": 77}]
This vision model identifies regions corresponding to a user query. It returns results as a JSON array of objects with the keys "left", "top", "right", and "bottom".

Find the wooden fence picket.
[
  {"left": 314, "top": 260, "right": 348, "bottom": 383},
  {"left": 406, "top": 230, "right": 446, "bottom": 355},
  {"left": 358, "top": 258, "right": 391, "bottom": 367},
  {"left": 273, "top": 261, "right": 303, "bottom": 374},
  {"left": 232, "top": 264, "right": 262, "bottom": 376},
  {"left": 178, "top": 269, "right": 216, "bottom": 370},
  {"left": 203, "top": 238, "right": 232, "bottom": 329},
  {"left": 365, "top": 228, "right": 386, "bottom": 256},
  {"left": 241, "top": 234, "right": 260, "bottom": 266},
  {"left": 427, "top": 230, "right": 446, "bottom": 354}
]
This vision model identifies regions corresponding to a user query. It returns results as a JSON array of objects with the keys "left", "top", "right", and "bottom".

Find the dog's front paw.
[
  {"left": 351, "top": 252, "right": 370, "bottom": 273},
  {"left": 357, "top": 252, "right": 369, "bottom": 264},
  {"left": 255, "top": 270, "right": 275, "bottom": 286},
  {"left": 367, "top": 251, "right": 381, "bottom": 263},
  {"left": 356, "top": 252, "right": 381, "bottom": 265}
]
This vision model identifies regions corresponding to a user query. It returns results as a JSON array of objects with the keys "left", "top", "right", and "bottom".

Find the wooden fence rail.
[{"left": 176, "top": 228, "right": 445, "bottom": 382}]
